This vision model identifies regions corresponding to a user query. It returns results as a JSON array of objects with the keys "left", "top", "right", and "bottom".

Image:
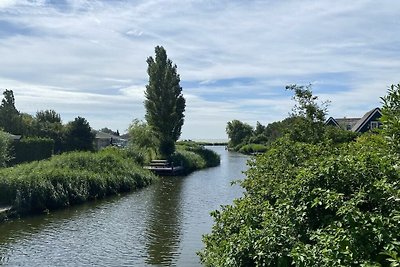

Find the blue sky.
[{"left": 0, "top": 0, "right": 399, "bottom": 139}]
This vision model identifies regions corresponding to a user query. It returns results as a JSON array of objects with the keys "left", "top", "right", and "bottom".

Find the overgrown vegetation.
[
  {"left": 173, "top": 141, "right": 221, "bottom": 173},
  {"left": 0, "top": 147, "right": 156, "bottom": 216},
  {"left": 226, "top": 85, "right": 358, "bottom": 153},
  {"left": 0, "top": 89, "right": 97, "bottom": 163},
  {"left": 199, "top": 85, "right": 400, "bottom": 266},
  {"left": 0, "top": 131, "right": 11, "bottom": 167}
]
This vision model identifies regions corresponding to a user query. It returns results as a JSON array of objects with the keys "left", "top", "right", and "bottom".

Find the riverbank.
[
  {"left": 0, "top": 146, "right": 246, "bottom": 266},
  {"left": 0, "top": 147, "right": 157, "bottom": 221},
  {"left": 0, "top": 144, "right": 220, "bottom": 222},
  {"left": 173, "top": 142, "right": 221, "bottom": 174}
]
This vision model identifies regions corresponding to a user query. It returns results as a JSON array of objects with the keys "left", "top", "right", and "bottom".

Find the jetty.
[{"left": 144, "top": 160, "right": 184, "bottom": 176}]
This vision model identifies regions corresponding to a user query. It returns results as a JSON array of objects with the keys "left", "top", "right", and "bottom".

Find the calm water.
[{"left": 0, "top": 147, "right": 248, "bottom": 266}]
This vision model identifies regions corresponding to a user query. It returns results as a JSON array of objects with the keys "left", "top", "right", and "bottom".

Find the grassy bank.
[
  {"left": 0, "top": 147, "right": 156, "bottom": 218},
  {"left": 173, "top": 141, "right": 221, "bottom": 174}
]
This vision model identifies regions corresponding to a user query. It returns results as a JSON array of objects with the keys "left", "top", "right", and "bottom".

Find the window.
[
  {"left": 370, "top": 121, "right": 379, "bottom": 129},
  {"left": 346, "top": 124, "right": 352, "bottom": 130}
]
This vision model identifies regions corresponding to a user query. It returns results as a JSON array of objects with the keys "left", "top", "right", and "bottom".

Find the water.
[{"left": 0, "top": 147, "right": 248, "bottom": 266}]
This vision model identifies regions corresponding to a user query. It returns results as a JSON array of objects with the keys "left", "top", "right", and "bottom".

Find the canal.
[{"left": 0, "top": 146, "right": 249, "bottom": 266}]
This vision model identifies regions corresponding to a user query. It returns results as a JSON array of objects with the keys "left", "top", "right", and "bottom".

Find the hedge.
[{"left": 10, "top": 137, "right": 54, "bottom": 165}]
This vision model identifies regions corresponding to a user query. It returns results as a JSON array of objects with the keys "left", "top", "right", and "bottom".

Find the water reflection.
[
  {"left": 145, "top": 176, "right": 184, "bottom": 266},
  {"left": 0, "top": 147, "right": 248, "bottom": 266}
]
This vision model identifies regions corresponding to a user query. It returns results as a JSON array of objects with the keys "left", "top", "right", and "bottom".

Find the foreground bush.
[
  {"left": 0, "top": 147, "right": 156, "bottom": 215},
  {"left": 199, "top": 135, "right": 400, "bottom": 266}
]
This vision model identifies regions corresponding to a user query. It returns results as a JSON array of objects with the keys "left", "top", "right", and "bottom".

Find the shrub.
[
  {"left": 0, "top": 148, "right": 156, "bottom": 215},
  {"left": 10, "top": 137, "right": 54, "bottom": 164},
  {"left": 0, "top": 130, "right": 11, "bottom": 167},
  {"left": 170, "top": 150, "right": 206, "bottom": 173},
  {"left": 175, "top": 141, "right": 221, "bottom": 168},
  {"left": 199, "top": 135, "right": 400, "bottom": 266},
  {"left": 238, "top": 143, "right": 267, "bottom": 154}
]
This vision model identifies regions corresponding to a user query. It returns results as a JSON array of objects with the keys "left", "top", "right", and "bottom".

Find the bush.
[
  {"left": 199, "top": 135, "right": 400, "bottom": 266},
  {"left": 10, "top": 137, "right": 54, "bottom": 164},
  {"left": 175, "top": 141, "right": 221, "bottom": 168},
  {"left": 170, "top": 150, "right": 206, "bottom": 173},
  {"left": 238, "top": 143, "right": 267, "bottom": 154},
  {"left": 0, "top": 148, "right": 156, "bottom": 215},
  {"left": 0, "top": 131, "right": 11, "bottom": 167}
]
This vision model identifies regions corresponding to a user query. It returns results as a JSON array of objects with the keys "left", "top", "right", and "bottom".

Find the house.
[
  {"left": 5, "top": 133, "right": 22, "bottom": 142},
  {"left": 325, "top": 107, "right": 382, "bottom": 133},
  {"left": 93, "top": 131, "right": 128, "bottom": 150}
]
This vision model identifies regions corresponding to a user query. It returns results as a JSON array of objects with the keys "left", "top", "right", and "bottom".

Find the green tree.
[
  {"left": 36, "top": 109, "right": 61, "bottom": 124},
  {"left": 0, "top": 130, "right": 11, "bottom": 167},
  {"left": 381, "top": 84, "right": 400, "bottom": 154},
  {"left": 20, "top": 113, "right": 37, "bottom": 137},
  {"left": 64, "top": 117, "right": 95, "bottom": 152},
  {"left": 0, "top": 89, "right": 23, "bottom": 134},
  {"left": 35, "top": 110, "right": 64, "bottom": 153},
  {"left": 99, "top": 127, "right": 119, "bottom": 136},
  {"left": 226, "top": 120, "right": 253, "bottom": 149},
  {"left": 144, "top": 46, "right": 186, "bottom": 157},
  {"left": 128, "top": 119, "right": 159, "bottom": 162},
  {"left": 286, "top": 84, "right": 329, "bottom": 122}
]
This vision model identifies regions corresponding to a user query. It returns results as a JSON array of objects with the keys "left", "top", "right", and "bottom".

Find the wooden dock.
[{"left": 144, "top": 160, "right": 184, "bottom": 176}]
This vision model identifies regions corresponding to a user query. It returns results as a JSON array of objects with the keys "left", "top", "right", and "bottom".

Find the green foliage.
[
  {"left": 144, "top": 45, "right": 186, "bottom": 157},
  {"left": 10, "top": 137, "right": 54, "bottom": 164},
  {"left": 0, "top": 148, "right": 156, "bottom": 214},
  {"left": 170, "top": 141, "right": 221, "bottom": 173},
  {"left": 170, "top": 150, "right": 206, "bottom": 173},
  {"left": 200, "top": 134, "right": 400, "bottom": 266},
  {"left": 176, "top": 141, "right": 221, "bottom": 168},
  {"left": 64, "top": 116, "right": 95, "bottom": 152},
  {"left": 128, "top": 119, "right": 159, "bottom": 163},
  {"left": 0, "top": 89, "right": 23, "bottom": 134},
  {"left": 0, "top": 131, "right": 11, "bottom": 167},
  {"left": 238, "top": 143, "right": 267, "bottom": 154},
  {"left": 286, "top": 84, "right": 329, "bottom": 122},
  {"left": 35, "top": 110, "right": 64, "bottom": 153},
  {"left": 226, "top": 120, "right": 253, "bottom": 149},
  {"left": 323, "top": 125, "right": 359, "bottom": 144},
  {"left": 381, "top": 84, "right": 400, "bottom": 154}
]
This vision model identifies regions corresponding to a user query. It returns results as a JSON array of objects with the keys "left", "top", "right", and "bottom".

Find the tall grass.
[
  {"left": 173, "top": 142, "right": 221, "bottom": 173},
  {"left": 0, "top": 147, "right": 156, "bottom": 215}
]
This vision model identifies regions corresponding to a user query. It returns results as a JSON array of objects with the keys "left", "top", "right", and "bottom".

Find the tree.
[
  {"left": 35, "top": 110, "right": 64, "bottom": 153},
  {"left": 286, "top": 84, "right": 329, "bottom": 122},
  {"left": 0, "top": 89, "right": 23, "bottom": 134},
  {"left": 226, "top": 120, "right": 253, "bottom": 149},
  {"left": 144, "top": 46, "right": 186, "bottom": 157},
  {"left": 36, "top": 109, "right": 61, "bottom": 124},
  {"left": 64, "top": 117, "right": 95, "bottom": 152},
  {"left": 381, "top": 84, "right": 400, "bottom": 154},
  {"left": 99, "top": 127, "right": 119, "bottom": 136},
  {"left": 0, "top": 130, "right": 11, "bottom": 167},
  {"left": 128, "top": 119, "right": 159, "bottom": 162}
]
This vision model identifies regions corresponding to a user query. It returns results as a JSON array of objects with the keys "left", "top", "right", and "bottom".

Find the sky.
[{"left": 0, "top": 0, "right": 399, "bottom": 140}]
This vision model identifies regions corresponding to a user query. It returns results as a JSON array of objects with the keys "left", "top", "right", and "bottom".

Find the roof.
[
  {"left": 93, "top": 131, "right": 126, "bottom": 140},
  {"left": 351, "top": 107, "right": 382, "bottom": 132},
  {"left": 335, "top": 118, "right": 360, "bottom": 129},
  {"left": 6, "top": 133, "right": 22, "bottom": 140}
]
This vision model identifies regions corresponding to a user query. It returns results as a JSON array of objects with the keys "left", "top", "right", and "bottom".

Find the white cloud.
[{"left": 0, "top": 0, "right": 399, "bottom": 138}]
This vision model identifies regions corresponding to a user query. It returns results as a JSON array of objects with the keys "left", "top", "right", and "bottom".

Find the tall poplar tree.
[{"left": 145, "top": 46, "right": 185, "bottom": 157}]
